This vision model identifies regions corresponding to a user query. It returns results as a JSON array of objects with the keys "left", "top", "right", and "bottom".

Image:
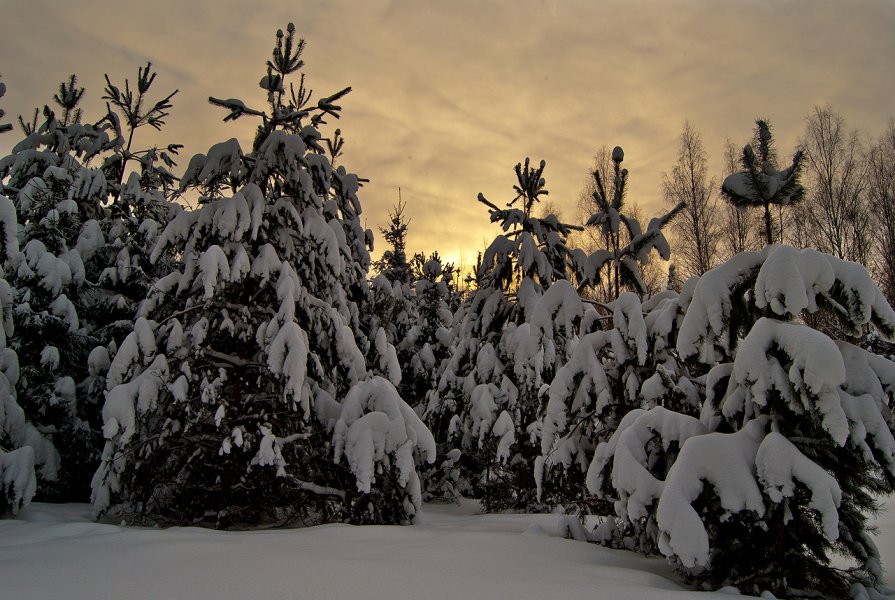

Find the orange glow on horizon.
[{"left": 1, "top": 0, "right": 893, "bottom": 268}]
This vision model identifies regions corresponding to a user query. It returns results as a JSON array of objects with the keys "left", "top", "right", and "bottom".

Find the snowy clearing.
[{"left": 2, "top": 498, "right": 894, "bottom": 599}]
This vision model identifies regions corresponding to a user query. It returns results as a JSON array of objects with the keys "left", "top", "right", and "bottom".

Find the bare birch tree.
[
  {"left": 662, "top": 121, "right": 722, "bottom": 277},
  {"left": 868, "top": 120, "right": 895, "bottom": 306},
  {"left": 799, "top": 105, "right": 872, "bottom": 263}
]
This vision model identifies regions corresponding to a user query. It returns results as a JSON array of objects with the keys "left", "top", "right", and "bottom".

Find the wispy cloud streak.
[{"left": 2, "top": 0, "right": 893, "bottom": 265}]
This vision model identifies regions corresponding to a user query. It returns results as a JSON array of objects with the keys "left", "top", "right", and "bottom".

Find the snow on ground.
[{"left": 2, "top": 498, "right": 895, "bottom": 599}]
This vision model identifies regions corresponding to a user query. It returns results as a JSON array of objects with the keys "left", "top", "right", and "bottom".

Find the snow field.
[{"left": 0, "top": 500, "right": 805, "bottom": 600}]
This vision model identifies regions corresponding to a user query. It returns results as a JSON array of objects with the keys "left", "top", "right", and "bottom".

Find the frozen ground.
[{"left": 1, "top": 498, "right": 894, "bottom": 599}]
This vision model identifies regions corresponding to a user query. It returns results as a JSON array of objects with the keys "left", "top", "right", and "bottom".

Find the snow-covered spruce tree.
[
  {"left": 0, "top": 77, "right": 108, "bottom": 501},
  {"left": 372, "top": 198, "right": 413, "bottom": 287},
  {"left": 721, "top": 120, "right": 804, "bottom": 245},
  {"left": 0, "top": 78, "right": 51, "bottom": 515},
  {"left": 573, "top": 155, "right": 690, "bottom": 425},
  {"left": 0, "top": 68, "right": 178, "bottom": 500},
  {"left": 368, "top": 200, "right": 416, "bottom": 396},
  {"left": 425, "top": 158, "right": 586, "bottom": 511},
  {"left": 0, "top": 252, "right": 43, "bottom": 515},
  {"left": 535, "top": 148, "right": 690, "bottom": 514},
  {"left": 586, "top": 405, "right": 707, "bottom": 552},
  {"left": 533, "top": 299, "right": 616, "bottom": 513},
  {"left": 92, "top": 24, "right": 434, "bottom": 528},
  {"left": 647, "top": 245, "right": 895, "bottom": 598},
  {"left": 407, "top": 254, "right": 459, "bottom": 500},
  {"left": 578, "top": 289, "right": 705, "bottom": 548},
  {"left": 578, "top": 146, "right": 685, "bottom": 299},
  {"left": 421, "top": 275, "right": 508, "bottom": 501},
  {"left": 84, "top": 66, "right": 182, "bottom": 351},
  {"left": 402, "top": 253, "right": 454, "bottom": 410},
  {"left": 537, "top": 284, "right": 701, "bottom": 519}
]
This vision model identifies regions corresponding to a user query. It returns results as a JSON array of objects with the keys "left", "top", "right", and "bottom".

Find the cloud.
[{"left": 2, "top": 0, "right": 894, "bottom": 267}]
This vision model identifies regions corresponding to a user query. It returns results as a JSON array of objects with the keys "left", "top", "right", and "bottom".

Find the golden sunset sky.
[{"left": 3, "top": 0, "right": 894, "bottom": 269}]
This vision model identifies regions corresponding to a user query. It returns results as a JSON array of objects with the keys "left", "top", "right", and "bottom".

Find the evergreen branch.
[
  {"left": 477, "top": 193, "right": 500, "bottom": 211},
  {"left": 315, "top": 87, "right": 352, "bottom": 118},
  {"left": 208, "top": 97, "right": 266, "bottom": 122},
  {"left": 202, "top": 349, "right": 263, "bottom": 368},
  {"left": 282, "top": 476, "right": 346, "bottom": 499}
]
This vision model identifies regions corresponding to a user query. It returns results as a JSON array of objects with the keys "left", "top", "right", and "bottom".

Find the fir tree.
[
  {"left": 586, "top": 405, "right": 706, "bottom": 553},
  {"left": 537, "top": 285, "right": 699, "bottom": 519},
  {"left": 403, "top": 253, "right": 454, "bottom": 407},
  {"left": 368, "top": 200, "right": 417, "bottom": 394},
  {"left": 537, "top": 146, "right": 689, "bottom": 515},
  {"left": 403, "top": 253, "right": 459, "bottom": 499},
  {"left": 92, "top": 24, "right": 434, "bottom": 528}
]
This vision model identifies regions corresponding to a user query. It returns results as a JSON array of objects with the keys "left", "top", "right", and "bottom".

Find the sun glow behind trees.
[{"left": 3, "top": 1, "right": 895, "bottom": 267}]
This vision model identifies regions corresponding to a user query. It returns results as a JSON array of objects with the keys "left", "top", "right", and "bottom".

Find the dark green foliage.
[
  {"left": 93, "top": 24, "right": 433, "bottom": 530},
  {"left": 373, "top": 199, "right": 413, "bottom": 286},
  {"left": 581, "top": 147, "right": 684, "bottom": 298},
  {"left": 721, "top": 120, "right": 804, "bottom": 245},
  {"left": 0, "top": 62, "right": 179, "bottom": 502}
]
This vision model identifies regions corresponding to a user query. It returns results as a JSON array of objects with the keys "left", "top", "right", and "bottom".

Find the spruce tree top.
[
  {"left": 477, "top": 158, "right": 581, "bottom": 293},
  {"left": 721, "top": 120, "right": 804, "bottom": 244}
]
